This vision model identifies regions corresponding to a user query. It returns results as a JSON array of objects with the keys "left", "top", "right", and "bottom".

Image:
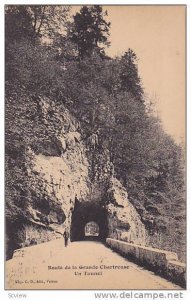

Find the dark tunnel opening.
[{"left": 70, "top": 200, "right": 108, "bottom": 242}]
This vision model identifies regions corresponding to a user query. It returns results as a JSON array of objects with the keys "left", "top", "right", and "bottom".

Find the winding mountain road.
[{"left": 6, "top": 239, "right": 181, "bottom": 290}]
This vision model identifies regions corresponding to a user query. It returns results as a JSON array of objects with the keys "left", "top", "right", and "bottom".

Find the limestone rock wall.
[
  {"left": 106, "top": 178, "right": 146, "bottom": 245},
  {"left": 6, "top": 95, "right": 147, "bottom": 257},
  {"left": 24, "top": 124, "right": 90, "bottom": 245}
]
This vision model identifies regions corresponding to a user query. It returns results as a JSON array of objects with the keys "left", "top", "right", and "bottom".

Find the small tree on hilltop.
[
  {"left": 120, "top": 49, "right": 144, "bottom": 102},
  {"left": 69, "top": 5, "right": 111, "bottom": 58}
]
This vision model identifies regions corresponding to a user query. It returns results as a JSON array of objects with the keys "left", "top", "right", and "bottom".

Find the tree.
[
  {"left": 5, "top": 6, "right": 35, "bottom": 43},
  {"left": 5, "top": 5, "right": 70, "bottom": 44},
  {"left": 29, "top": 5, "right": 70, "bottom": 39},
  {"left": 119, "top": 49, "right": 144, "bottom": 101},
  {"left": 69, "top": 5, "right": 110, "bottom": 58}
]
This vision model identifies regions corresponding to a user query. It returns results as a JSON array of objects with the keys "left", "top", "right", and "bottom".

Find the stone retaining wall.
[{"left": 106, "top": 238, "right": 186, "bottom": 288}]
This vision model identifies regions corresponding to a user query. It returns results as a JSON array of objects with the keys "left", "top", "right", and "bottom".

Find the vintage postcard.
[{"left": 5, "top": 5, "right": 186, "bottom": 290}]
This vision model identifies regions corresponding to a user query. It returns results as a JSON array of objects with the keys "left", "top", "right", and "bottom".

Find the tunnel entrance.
[{"left": 71, "top": 200, "right": 108, "bottom": 242}]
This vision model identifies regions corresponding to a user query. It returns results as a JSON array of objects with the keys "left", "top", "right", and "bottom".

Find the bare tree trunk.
[
  {"left": 33, "top": 7, "right": 37, "bottom": 33},
  {"left": 37, "top": 6, "right": 46, "bottom": 35}
]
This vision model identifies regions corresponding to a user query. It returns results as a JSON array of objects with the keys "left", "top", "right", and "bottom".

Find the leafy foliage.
[
  {"left": 29, "top": 5, "right": 70, "bottom": 39},
  {"left": 5, "top": 5, "right": 35, "bottom": 43},
  {"left": 69, "top": 6, "right": 110, "bottom": 58},
  {"left": 119, "top": 49, "right": 144, "bottom": 101}
]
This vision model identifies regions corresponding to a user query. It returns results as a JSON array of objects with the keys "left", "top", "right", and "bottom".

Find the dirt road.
[{"left": 6, "top": 239, "right": 181, "bottom": 290}]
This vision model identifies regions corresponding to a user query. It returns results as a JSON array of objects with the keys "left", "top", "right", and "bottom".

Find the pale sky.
[{"left": 72, "top": 5, "right": 186, "bottom": 142}]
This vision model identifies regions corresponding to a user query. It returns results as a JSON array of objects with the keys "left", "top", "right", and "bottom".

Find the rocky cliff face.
[
  {"left": 6, "top": 95, "right": 146, "bottom": 258},
  {"left": 106, "top": 178, "right": 146, "bottom": 245}
]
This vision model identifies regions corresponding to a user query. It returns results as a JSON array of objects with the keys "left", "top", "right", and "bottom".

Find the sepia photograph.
[{"left": 4, "top": 4, "right": 186, "bottom": 291}]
